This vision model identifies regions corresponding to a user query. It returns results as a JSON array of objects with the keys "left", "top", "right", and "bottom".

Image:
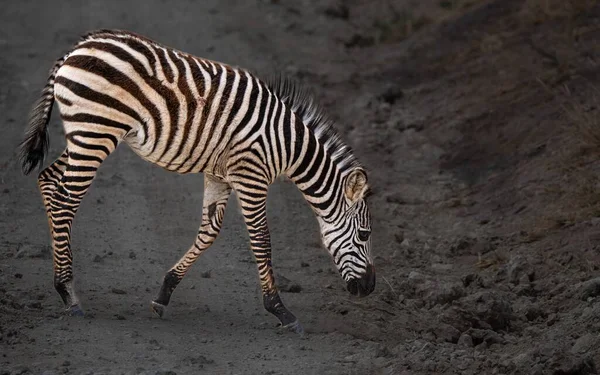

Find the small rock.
[
  {"left": 200, "top": 270, "right": 211, "bottom": 279},
  {"left": 187, "top": 354, "right": 214, "bottom": 365},
  {"left": 148, "top": 338, "right": 162, "bottom": 351},
  {"left": 344, "top": 33, "right": 375, "bottom": 48},
  {"left": 461, "top": 291, "right": 515, "bottom": 331},
  {"left": 10, "top": 366, "right": 31, "bottom": 375},
  {"left": 472, "top": 239, "right": 492, "bottom": 255},
  {"left": 111, "top": 288, "right": 126, "bottom": 295},
  {"left": 394, "top": 232, "right": 404, "bottom": 244},
  {"left": 27, "top": 301, "right": 42, "bottom": 309},
  {"left": 282, "top": 284, "right": 302, "bottom": 293},
  {"left": 457, "top": 333, "right": 473, "bottom": 347},
  {"left": 511, "top": 351, "right": 531, "bottom": 368},
  {"left": 14, "top": 273, "right": 23, "bottom": 279},
  {"left": 507, "top": 255, "right": 534, "bottom": 285},
  {"left": 524, "top": 305, "right": 547, "bottom": 321},
  {"left": 300, "top": 261, "right": 309, "bottom": 267},
  {"left": 92, "top": 255, "right": 104, "bottom": 263},
  {"left": 546, "top": 313, "right": 558, "bottom": 326},
  {"left": 114, "top": 314, "right": 126, "bottom": 320},
  {"left": 386, "top": 193, "right": 406, "bottom": 204},
  {"left": 375, "top": 344, "right": 393, "bottom": 358},
  {"left": 434, "top": 323, "right": 461, "bottom": 343},
  {"left": 14, "top": 245, "right": 27, "bottom": 259},
  {"left": 392, "top": 247, "right": 408, "bottom": 259},
  {"left": 467, "top": 328, "right": 506, "bottom": 346},
  {"left": 450, "top": 237, "right": 476, "bottom": 255},
  {"left": 462, "top": 273, "right": 484, "bottom": 288},
  {"left": 323, "top": 2, "right": 349, "bottom": 19},
  {"left": 278, "top": 275, "right": 302, "bottom": 293},
  {"left": 408, "top": 271, "right": 425, "bottom": 281},
  {"left": 420, "top": 282, "right": 465, "bottom": 306},
  {"left": 129, "top": 251, "right": 137, "bottom": 260},
  {"left": 571, "top": 333, "right": 597, "bottom": 354},
  {"left": 379, "top": 84, "right": 404, "bottom": 105},
  {"left": 431, "top": 263, "right": 453, "bottom": 271},
  {"left": 579, "top": 277, "right": 600, "bottom": 300},
  {"left": 551, "top": 356, "right": 597, "bottom": 375},
  {"left": 62, "top": 361, "right": 70, "bottom": 367}
]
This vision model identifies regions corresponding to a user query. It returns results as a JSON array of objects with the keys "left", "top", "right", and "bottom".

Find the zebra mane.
[{"left": 265, "top": 74, "right": 361, "bottom": 173}]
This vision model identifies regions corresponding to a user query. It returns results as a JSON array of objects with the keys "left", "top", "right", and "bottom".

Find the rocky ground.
[{"left": 1, "top": 0, "right": 599, "bottom": 374}]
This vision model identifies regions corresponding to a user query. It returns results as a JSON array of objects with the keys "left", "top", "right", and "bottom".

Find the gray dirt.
[{"left": 1, "top": 0, "right": 600, "bottom": 374}]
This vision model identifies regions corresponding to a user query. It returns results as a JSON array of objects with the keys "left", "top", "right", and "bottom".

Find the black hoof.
[
  {"left": 66, "top": 304, "right": 85, "bottom": 317},
  {"left": 282, "top": 319, "right": 305, "bottom": 336},
  {"left": 151, "top": 301, "right": 166, "bottom": 318}
]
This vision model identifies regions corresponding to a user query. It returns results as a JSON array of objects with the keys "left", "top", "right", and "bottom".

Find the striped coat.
[{"left": 20, "top": 30, "right": 374, "bottom": 334}]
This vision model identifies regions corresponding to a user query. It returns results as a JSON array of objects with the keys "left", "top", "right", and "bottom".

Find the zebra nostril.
[
  {"left": 346, "top": 279, "right": 359, "bottom": 296},
  {"left": 357, "top": 264, "right": 376, "bottom": 296}
]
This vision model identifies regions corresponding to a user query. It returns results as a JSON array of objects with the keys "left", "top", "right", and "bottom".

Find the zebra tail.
[{"left": 19, "top": 55, "right": 67, "bottom": 175}]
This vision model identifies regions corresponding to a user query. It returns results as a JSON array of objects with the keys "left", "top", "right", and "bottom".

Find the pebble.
[
  {"left": 546, "top": 313, "right": 558, "bottom": 326},
  {"left": 431, "top": 263, "right": 453, "bottom": 271},
  {"left": 570, "top": 333, "right": 597, "bottom": 354},
  {"left": 507, "top": 255, "right": 534, "bottom": 285},
  {"left": 457, "top": 333, "right": 474, "bottom": 348},
  {"left": 408, "top": 271, "right": 425, "bottom": 281},
  {"left": 579, "top": 277, "right": 600, "bottom": 300},
  {"left": 200, "top": 270, "right": 211, "bottom": 278}
]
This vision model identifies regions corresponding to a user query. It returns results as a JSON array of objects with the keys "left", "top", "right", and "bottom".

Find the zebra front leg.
[
  {"left": 234, "top": 186, "right": 303, "bottom": 335},
  {"left": 151, "top": 175, "right": 231, "bottom": 317}
]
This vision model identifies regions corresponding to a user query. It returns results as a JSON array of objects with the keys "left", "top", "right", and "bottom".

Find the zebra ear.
[{"left": 344, "top": 168, "right": 368, "bottom": 203}]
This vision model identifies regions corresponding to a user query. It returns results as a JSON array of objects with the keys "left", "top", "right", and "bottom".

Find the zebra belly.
[{"left": 123, "top": 124, "right": 229, "bottom": 178}]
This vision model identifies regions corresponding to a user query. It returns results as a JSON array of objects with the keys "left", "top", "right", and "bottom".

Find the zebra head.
[{"left": 319, "top": 167, "right": 375, "bottom": 297}]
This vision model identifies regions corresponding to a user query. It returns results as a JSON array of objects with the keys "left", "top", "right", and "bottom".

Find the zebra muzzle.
[{"left": 346, "top": 264, "right": 376, "bottom": 297}]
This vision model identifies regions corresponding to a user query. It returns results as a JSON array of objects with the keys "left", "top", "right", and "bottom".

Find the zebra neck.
[{"left": 285, "top": 127, "right": 345, "bottom": 220}]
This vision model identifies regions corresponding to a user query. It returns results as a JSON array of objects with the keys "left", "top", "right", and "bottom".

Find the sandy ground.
[{"left": 1, "top": 0, "right": 600, "bottom": 374}]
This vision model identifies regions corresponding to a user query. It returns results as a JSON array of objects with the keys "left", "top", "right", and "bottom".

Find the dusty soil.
[{"left": 1, "top": 0, "right": 600, "bottom": 374}]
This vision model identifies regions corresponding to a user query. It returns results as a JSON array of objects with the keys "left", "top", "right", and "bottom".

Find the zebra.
[{"left": 19, "top": 29, "right": 375, "bottom": 334}]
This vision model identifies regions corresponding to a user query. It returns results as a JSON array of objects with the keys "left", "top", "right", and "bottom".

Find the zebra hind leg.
[
  {"left": 151, "top": 175, "right": 231, "bottom": 317},
  {"left": 232, "top": 184, "right": 304, "bottom": 335},
  {"left": 37, "top": 150, "right": 88, "bottom": 316},
  {"left": 48, "top": 126, "right": 124, "bottom": 316}
]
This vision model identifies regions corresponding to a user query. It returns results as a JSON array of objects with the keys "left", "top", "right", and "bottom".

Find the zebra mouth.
[{"left": 346, "top": 264, "right": 376, "bottom": 297}]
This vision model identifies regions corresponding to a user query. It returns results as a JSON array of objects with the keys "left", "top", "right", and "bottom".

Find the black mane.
[{"left": 265, "top": 74, "right": 361, "bottom": 172}]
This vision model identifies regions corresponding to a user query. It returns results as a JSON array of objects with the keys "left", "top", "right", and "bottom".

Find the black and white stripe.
[{"left": 19, "top": 29, "right": 374, "bottom": 332}]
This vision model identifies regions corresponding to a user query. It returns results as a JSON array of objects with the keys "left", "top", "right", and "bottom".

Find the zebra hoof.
[
  {"left": 66, "top": 304, "right": 85, "bottom": 317},
  {"left": 282, "top": 319, "right": 305, "bottom": 336},
  {"left": 151, "top": 301, "right": 166, "bottom": 318}
]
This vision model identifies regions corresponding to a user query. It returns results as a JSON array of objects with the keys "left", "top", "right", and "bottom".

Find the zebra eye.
[{"left": 357, "top": 229, "right": 371, "bottom": 241}]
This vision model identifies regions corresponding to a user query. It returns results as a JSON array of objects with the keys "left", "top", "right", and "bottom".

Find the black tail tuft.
[
  {"left": 19, "top": 91, "right": 52, "bottom": 175},
  {"left": 19, "top": 54, "right": 67, "bottom": 175}
]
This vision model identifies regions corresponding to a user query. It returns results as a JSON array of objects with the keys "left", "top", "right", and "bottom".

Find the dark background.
[{"left": 1, "top": 0, "right": 599, "bottom": 374}]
